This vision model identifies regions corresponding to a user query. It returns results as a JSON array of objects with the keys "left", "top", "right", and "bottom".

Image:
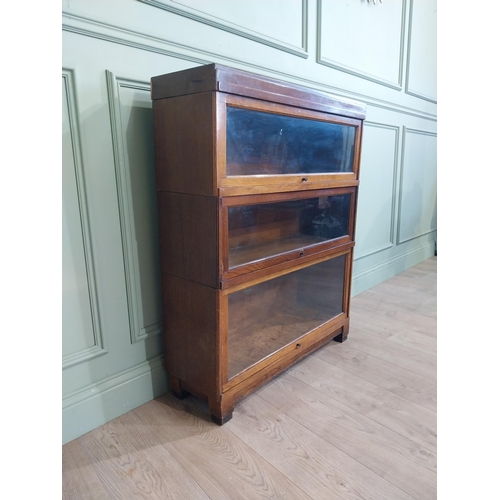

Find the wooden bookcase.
[{"left": 151, "top": 63, "right": 366, "bottom": 424}]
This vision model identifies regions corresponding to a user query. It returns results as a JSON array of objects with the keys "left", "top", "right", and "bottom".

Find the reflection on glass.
[
  {"left": 227, "top": 255, "right": 346, "bottom": 379},
  {"left": 226, "top": 107, "right": 356, "bottom": 175},
  {"left": 228, "top": 194, "right": 350, "bottom": 268}
]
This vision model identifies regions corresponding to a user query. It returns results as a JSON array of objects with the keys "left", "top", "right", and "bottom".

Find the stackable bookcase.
[{"left": 151, "top": 63, "right": 366, "bottom": 423}]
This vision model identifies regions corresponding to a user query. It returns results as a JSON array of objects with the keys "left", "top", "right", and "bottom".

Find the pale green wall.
[{"left": 62, "top": 0, "right": 437, "bottom": 444}]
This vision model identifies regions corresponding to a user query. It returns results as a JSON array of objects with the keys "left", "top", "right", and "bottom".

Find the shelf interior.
[
  {"left": 227, "top": 255, "right": 346, "bottom": 379},
  {"left": 228, "top": 194, "right": 351, "bottom": 269},
  {"left": 228, "top": 234, "right": 326, "bottom": 268}
]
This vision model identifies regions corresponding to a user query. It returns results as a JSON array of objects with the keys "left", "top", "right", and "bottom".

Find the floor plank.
[
  {"left": 257, "top": 374, "right": 437, "bottom": 499},
  {"left": 289, "top": 355, "right": 437, "bottom": 452},
  {"left": 228, "top": 394, "right": 414, "bottom": 500},
  {"left": 316, "top": 341, "right": 436, "bottom": 411},
  {"left": 135, "top": 394, "right": 313, "bottom": 500},
  {"left": 387, "top": 328, "right": 437, "bottom": 357},
  {"left": 347, "top": 329, "right": 437, "bottom": 381},
  {"left": 350, "top": 309, "right": 437, "bottom": 339},
  {"left": 75, "top": 411, "right": 210, "bottom": 500},
  {"left": 62, "top": 439, "right": 110, "bottom": 500}
]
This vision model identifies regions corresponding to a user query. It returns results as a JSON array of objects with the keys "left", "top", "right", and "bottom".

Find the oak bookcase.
[{"left": 151, "top": 63, "right": 366, "bottom": 424}]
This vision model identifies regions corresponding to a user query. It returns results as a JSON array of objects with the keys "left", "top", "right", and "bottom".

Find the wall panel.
[
  {"left": 62, "top": 70, "right": 105, "bottom": 368},
  {"left": 406, "top": 0, "right": 437, "bottom": 102},
  {"left": 398, "top": 128, "right": 437, "bottom": 243},
  {"left": 139, "top": 0, "right": 308, "bottom": 57},
  {"left": 62, "top": 0, "right": 437, "bottom": 442},
  {"left": 355, "top": 123, "right": 399, "bottom": 259},
  {"left": 318, "top": 0, "right": 406, "bottom": 89},
  {"left": 62, "top": 0, "right": 438, "bottom": 118},
  {"left": 106, "top": 72, "right": 162, "bottom": 344}
]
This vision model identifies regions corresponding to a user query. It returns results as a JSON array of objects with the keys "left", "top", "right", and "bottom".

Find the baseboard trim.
[
  {"left": 62, "top": 356, "right": 169, "bottom": 444},
  {"left": 351, "top": 242, "right": 435, "bottom": 297}
]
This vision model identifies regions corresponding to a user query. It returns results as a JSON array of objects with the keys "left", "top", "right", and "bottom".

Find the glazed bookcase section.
[
  {"left": 226, "top": 253, "right": 346, "bottom": 380},
  {"left": 221, "top": 187, "right": 356, "bottom": 282},
  {"left": 151, "top": 64, "right": 366, "bottom": 198},
  {"left": 218, "top": 94, "right": 364, "bottom": 196}
]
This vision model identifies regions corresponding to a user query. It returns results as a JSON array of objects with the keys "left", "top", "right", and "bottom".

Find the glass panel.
[
  {"left": 227, "top": 255, "right": 346, "bottom": 379},
  {"left": 226, "top": 107, "right": 356, "bottom": 176},
  {"left": 228, "top": 194, "right": 351, "bottom": 268}
]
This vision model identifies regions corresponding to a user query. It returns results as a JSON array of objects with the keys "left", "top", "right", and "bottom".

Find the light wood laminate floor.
[{"left": 63, "top": 257, "right": 437, "bottom": 499}]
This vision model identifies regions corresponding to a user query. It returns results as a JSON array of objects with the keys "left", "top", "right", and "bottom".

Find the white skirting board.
[
  {"left": 62, "top": 356, "right": 168, "bottom": 445},
  {"left": 351, "top": 242, "right": 435, "bottom": 297}
]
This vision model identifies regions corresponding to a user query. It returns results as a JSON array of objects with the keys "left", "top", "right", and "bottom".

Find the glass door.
[
  {"left": 217, "top": 94, "right": 363, "bottom": 194},
  {"left": 226, "top": 253, "right": 347, "bottom": 380},
  {"left": 221, "top": 188, "right": 356, "bottom": 282},
  {"left": 226, "top": 107, "right": 356, "bottom": 176}
]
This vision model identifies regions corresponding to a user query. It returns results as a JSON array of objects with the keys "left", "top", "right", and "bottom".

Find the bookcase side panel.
[
  {"left": 162, "top": 273, "right": 218, "bottom": 397},
  {"left": 153, "top": 92, "right": 216, "bottom": 196}
]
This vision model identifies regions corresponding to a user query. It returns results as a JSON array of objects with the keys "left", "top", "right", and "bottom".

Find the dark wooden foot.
[
  {"left": 209, "top": 394, "right": 234, "bottom": 426},
  {"left": 172, "top": 388, "right": 189, "bottom": 400},
  {"left": 333, "top": 322, "right": 351, "bottom": 342},
  {"left": 211, "top": 412, "right": 233, "bottom": 425},
  {"left": 333, "top": 331, "right": 348, "bottom": 342},
  {"left": 169, "top": 375, "right": 189, "bottom": 399}
]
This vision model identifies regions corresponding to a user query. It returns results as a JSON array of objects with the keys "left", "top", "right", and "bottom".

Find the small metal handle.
[
  {"left": 299, "top": 250, "right": 305, "bottom": 257},
  {"left": 296, "top": 343, "right": 302, "bottom": 348},
  {"left": 301, "top": 177, "right": 308, "bottom": 182}
]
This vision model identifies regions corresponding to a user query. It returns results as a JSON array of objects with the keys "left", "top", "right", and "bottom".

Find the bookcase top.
[{"left": 151, "top": 63, "right": 366, "bottom": 120}]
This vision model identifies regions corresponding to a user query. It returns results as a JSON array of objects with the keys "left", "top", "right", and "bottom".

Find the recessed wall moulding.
[
  {"left": 106, "top": 71, "right": 162, "bottom": 344},
  {"left": 138, "top": 0, "right": 308, "bottom": 57},
  {"left": 317, "top": 0, "right": 406, "bottom": 89},
  {"left": 405, "top": 0, "right": 437, "bottom": 102},
  {"left": 398, "top": 128, "right": 437, "bottom": 244},
  {"left": 62, "top": 70, "right": 105, "bottom": 369}
]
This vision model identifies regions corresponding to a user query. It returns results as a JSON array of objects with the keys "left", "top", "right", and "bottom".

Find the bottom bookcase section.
[{"left": 226, "top": 253, "right": 347, "bottom": 380}]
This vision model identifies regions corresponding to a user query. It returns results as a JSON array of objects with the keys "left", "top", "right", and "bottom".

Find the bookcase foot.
[
  {"left": 169, "top": 375, "right": 189, "bottom": 400},
  {"left": 209, "top": 395, "right": 234, "bottom": 425},
  {"left": 333, "top": 326, "right": 349, "bottom": 343},
  {"left": 172, "top": 389, "right": 189, "bottom": 400},
  {"left": 211, "top": 412, "right": 233, "bottom": 425}
]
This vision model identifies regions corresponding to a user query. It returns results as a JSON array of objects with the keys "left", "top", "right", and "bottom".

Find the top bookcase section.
[{"left": 151, "top": 63, "right": 367, "bottom": 197}]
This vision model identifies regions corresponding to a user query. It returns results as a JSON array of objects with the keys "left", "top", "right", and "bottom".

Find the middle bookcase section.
[{"left": 221, "top": 187, "right": 356, "bottom": 284}]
